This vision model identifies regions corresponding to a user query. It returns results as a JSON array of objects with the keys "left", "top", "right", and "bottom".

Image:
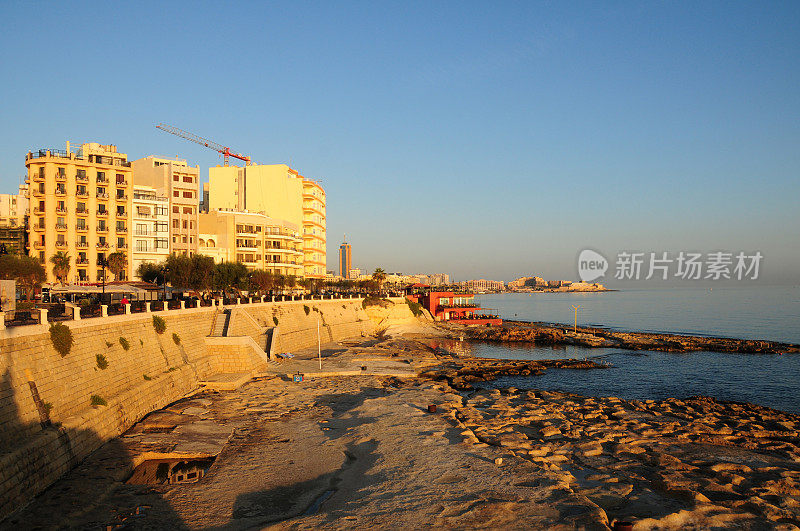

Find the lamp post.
[
  {"left": 97, "top": 257, "right": 109, "bottom": 301},
  {"left": 572, "top": 304, "right": 580, "bottom": 333},
  {"left": 161, "top": 266, "right": 169, "bottom": 302}
]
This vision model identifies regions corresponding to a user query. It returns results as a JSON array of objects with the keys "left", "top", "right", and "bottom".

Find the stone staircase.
[{"left": 211, "top": 310, "right": 231, "bottom": 337}]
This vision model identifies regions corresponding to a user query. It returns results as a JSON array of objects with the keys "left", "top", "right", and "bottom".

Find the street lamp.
[
  {"left": 97, "top": 257, "right": 109, "bottom": 301},
  {"left": 160, "top": 266, "right": 170, "bottom": 302}
]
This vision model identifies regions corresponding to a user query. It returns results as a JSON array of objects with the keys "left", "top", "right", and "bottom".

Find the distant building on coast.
[
  {"left": 339, "top": 237, "right": 352, "bottom": 279},
  {"left": 406, "top": 285, "right": 501, "bottom": 326},
  {"left": 458, "top": 279, "right": 505, "bottom": 293}
]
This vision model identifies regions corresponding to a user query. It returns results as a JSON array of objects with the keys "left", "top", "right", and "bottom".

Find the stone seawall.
[{"left": 0, "top": 298, "right": 372, "bottom": 521}]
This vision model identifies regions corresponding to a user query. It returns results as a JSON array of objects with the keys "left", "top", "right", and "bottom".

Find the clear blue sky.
[{"left": 1, "top": 1, "right": 798, "bottom": 285}]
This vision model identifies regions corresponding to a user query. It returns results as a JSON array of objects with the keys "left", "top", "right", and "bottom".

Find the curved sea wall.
[{"left": 0, "top": 298, "right": 374, "bottom": 521}]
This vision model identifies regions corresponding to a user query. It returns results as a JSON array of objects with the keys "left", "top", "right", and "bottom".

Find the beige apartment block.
[
  {"left": 302, "top": 178, "right": 326, "bottom": 278},
  {"left": 208, "top": 163, "right": 326, "bottom": 278},
  {"left": 198, "top": 209, "right": 303, "bottom": 277},
  {"left": 131, "top": 186, "right": 170, "bottom": 277},
  {"left": 26, "top": 143, "right": 133, "bottom": 283},
  {"left": 131, "top": 156, "right": 200, "bottom": 256}
]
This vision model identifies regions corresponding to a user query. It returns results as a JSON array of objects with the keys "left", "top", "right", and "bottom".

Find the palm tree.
[
  {"left": 107, "top": 252, "right": 127, "bottom": 281},
  {"left": 372, "top": 268, "right": 387, "bottom": 295},
  {"left": 50, "top": 251, "right": 71, "bottom": 284}
]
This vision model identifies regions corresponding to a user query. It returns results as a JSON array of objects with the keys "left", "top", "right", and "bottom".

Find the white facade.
[
  {"left": 131, "top": 186, "right": 170, "bottom": 278},
  {"left": 0, "top": 184, "right": 28, "bottom": 227}
]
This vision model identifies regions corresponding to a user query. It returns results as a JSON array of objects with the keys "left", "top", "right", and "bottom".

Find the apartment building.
[
  {"left": 131, "top": 186, "right": 170, "bottom": 277},
  {"left": 25, "top": 143, "right": 133, "bottom": 282},
  {"left": 131, "top": 156, "right": 200, "bottom": 257},
  {"left": 198, "top": 209, "right": 303, "bottom": 277},
  {"left": 302, "top": 179, "right": 326, "bottom": 278},
  {"left": 208, "top": 163, "right": 328, "bottom": 279},
  {"left": 0, "top": 184, "right": 28, "bottom": 228}
]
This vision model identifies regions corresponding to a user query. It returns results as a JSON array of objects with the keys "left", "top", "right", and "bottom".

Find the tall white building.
[{"left": 131, "top": 186, "right": 170, "bottom": 277}]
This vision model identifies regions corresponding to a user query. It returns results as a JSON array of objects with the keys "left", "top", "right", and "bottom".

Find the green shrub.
[
  {"left": 172, "top": 332, "right": 181, "bottom": 345},
  {"left": 105, "top": 340, "right": 113, "bottom": 348},
  {"left": 168, "top": 367, "right": 177, "bottom": 372},
  {"left": 90, "top": 395, "right": 107, "bottom": 407},
  {"left": 96, "top": 353, "right": 108, "bottom": 370},
  {"left": 119, "top": 337, "right": 130, "bottom": 351},
  {"left": 273, "top": 316, "right": 279, "bottom": 326},
  {"left": 152, "top": 315, "right": 166, "bottom": 334},
  {"left": 140, "top": 339, "right": 144, "bottom": 346},
  {"left": 43, "top": 402, "right": 53, "bottom": 412},
  {"left": 143, "top": 374, "right": 152, "bottom": 381},
  {"left": 49, "top": 323, "right": 73, "bottom": 357},
  {"left": 303, "top": 304, "right": 311, "bottom": 315},
  {"left": 406, "top": 298, "right": 423, "bottom": 317}
]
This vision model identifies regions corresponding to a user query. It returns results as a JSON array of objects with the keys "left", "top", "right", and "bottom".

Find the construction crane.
[{"left": 155, "top": 123, "right": 251, "bottom": 166}]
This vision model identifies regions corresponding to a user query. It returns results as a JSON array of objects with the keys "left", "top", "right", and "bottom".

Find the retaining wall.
[{"left": 0, "top": 297, "right": 372, "bottom": 521}]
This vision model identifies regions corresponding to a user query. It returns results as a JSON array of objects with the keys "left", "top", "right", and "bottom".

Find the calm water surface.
[
  {"left": 428, "top": 339, "right": 800, "bottom": 414},
  {"left": 477, "top": 285, "right": 800, "bottom": 343}
]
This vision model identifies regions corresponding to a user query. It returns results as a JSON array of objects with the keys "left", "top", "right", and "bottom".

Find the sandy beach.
[{"left": 6, "top": 326, "right": 800, "bottom": 530}]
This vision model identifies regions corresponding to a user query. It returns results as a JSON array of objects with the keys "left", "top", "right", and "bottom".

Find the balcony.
[
  {"left": 117, "top": 243, "right": 128, "bottom": 250},
  {"left": 32, "top": 207, "right": 44, "bottom": 215},
  {"left": 32, "top": 188, "right": 44, "bottom": 197},
  {"left": 76, "top": 242, "right": 89, "bottom": 249},
  {"left": 96, "top": 242, "right": 110, "bottom": 250},
  {"left": 76, "top": 225, "right": 88, "bottom": 232},
  {"left": 116, "top": 210, "right": 127, "bottom": 217},
  {"left": 55, "top": 172, "right": 66, "bottom": 181},
  {"left": 97, "top": 176, "right": 109, "bottom": 184},
  {"left": 33, "top": 225, "right": 45, "bottom": 232},
  {"left": 97, "top": 209, "right": 108, "bottom": 216},
  {"left": 55, "top": 223, "right": 67, "bottom": 231},
  {"left": 76, "top": 207, "right": 88, "bottom": 216},
  {"left": 76, "top": 173, "right": 88, "bottom": 182},
  {"left": 116, "top": 227, "right": 128, "bottom": 233},
  {"left": 55, "top": 207, "right": 67, "bottom": 214},
  {"left": 115, "top": 179, "right": 128, "bottom": 187},
  {"left": 33, "top": 242, "right": 45, "bottom": 249},
  {"left": 55, "top": 188, "right": 66, "bottom": 196},
  {"left": 96, "top": 225, "right": 108, "bottom": 233},
  {"left": 55, "top": 241, "right": 67, "bottom": 248},
  {"left": 97, "top": 192, "right": 109, "bottom": 200},
  {"left": 32, "top": 172, "right": 45, "bottom": 182},
  {"left": 76, "top": 191, "right": 89, "bottom": 199},
  {"left": 76, "top": 258, "right": 89, "bottom": 266},
  {"left": 116, "top": 194, "right": 128, "bottom": 201}
]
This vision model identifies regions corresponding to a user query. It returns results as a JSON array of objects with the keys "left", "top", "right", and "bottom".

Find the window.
[
  {"left": 183, "top": 176, "right": 193, "bottom": 183},
  {"left": 77, "top": 169, "right": 86, "bottom": 178},
  {"left": 182, "top": 191, "right": 192, "bottom": 198},
  {"left": 156, "top": 206, "right": 168, "bottom": 216},
  {"left": 117, "top": 237, "right": 125, "bottom": 247},
  {"left": 172, "top": 220, "right": 179, "bottom": 229},
  {"left": 155, "top": 239, "right": 168, "bottom": 249},
  {"left": 173, "top": 175, "right": 179, "bottom": 181},
  {"left": 76, "top": 219, "right": 86, "bottom": 230},
  {"left": 182, "top": 236, "right": 187, "bottom": 243},
  {"left": 136, "top": 223, "right": 148, "bottom": 235},
  {"left": 39, "top": 251, "right": 45, "bottom": 263},
  {"left": 183, "top": 207, "right": 192, "bottom": 214},
  {"left": 136, "top": 240, "right": 148, "bottom": 252},
  {"left": 182, "top": 220, "right": 188, "bottom": 229},
  {"left": 155, "top": 222, "right": 168, "bottom": 233},
  {"left": 173, "top": 206, "right": 179, "bottom": 213},
  {"left": 173, "top": 191, "right": 179, "bottom": 197}
]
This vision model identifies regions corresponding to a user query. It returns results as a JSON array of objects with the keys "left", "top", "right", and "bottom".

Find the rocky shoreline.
[
  {"left": 6, "top": 331, "right": 800, "bottom": 529},
  {"left": 454, "top": 320, "right": 800, "bottom": 354}
]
